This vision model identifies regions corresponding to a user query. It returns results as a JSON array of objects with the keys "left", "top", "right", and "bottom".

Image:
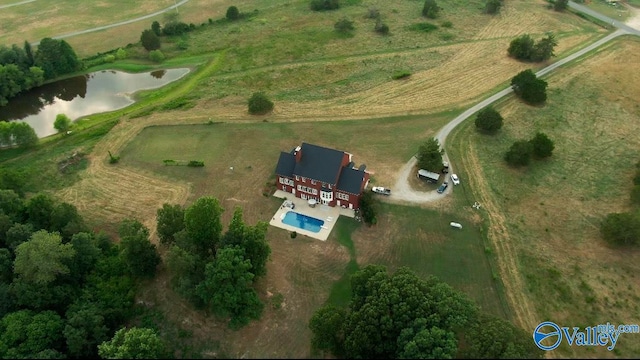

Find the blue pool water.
[{"left": 282, "top": 211, "right": 325, "bottom": 233}]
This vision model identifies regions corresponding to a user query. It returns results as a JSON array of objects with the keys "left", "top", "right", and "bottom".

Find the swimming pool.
[{"left": 281, "top": 211, "right": 325, "bottom": 233}]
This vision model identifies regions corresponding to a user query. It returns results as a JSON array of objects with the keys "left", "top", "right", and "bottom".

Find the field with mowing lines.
[{"left": 448, "top": 36, "right": 640, "bottom": 358}]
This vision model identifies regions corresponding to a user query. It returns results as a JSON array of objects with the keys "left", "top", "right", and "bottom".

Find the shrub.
[
  {"left": 115, "top": 48, "right": 127, "bottom": 60},
  {"left": 54, "top": 114, "right": 72, "bottom": 134},
  {"left": 440, "top": 20, "right": 453, "bottom": 28},
  {"left": 422, "top": 0, "right": 440, "bottom": 19},
  {"left": 152, "top": 21, "right": 162, "bottom": 36},
  {"left": 290, "top": 231, "right": 297, "bottom": 239},
  {"left": 149, "top": 50, "right": 165, "bottom": 63},
  {"left": 177, "top": 40, "right": 189, "bottom": 50},
  {"left": 103, "top": 54, "right": 115, "bottom": 63},
  {"left": 366, "top": 7, "right": 380, "bottom": 19},
  {"left": 108, "top": 151, "right": 120, "bottom": 164},
  {"left": 334, "top": 17, "right": 355, "bottom": 34},
  {"left": 600, "top": 212, "right": 640, "bottom": 246},
  {"left": 392, "top": 70, "right": 411, "bottom": 80},
  {"left": 162, "top": 21, "right": 190, "bottom": 36},
  {"left": 310, "top": 0, "right": 339, "bottom": 11},
  {"left": 374, "top": 20, "right": 389, "bottom": 35},
  {"left": 226, "top": 6, "right": 240, "bottom": 21},
  {"left": 248, "top": 92, "right": 274, "bottom": 115},
  {"left": 408, "top": 22, "right": 438, "bottom": 33},
  {"left": 187, "top": 161, "right": 204, "bottom": 167}
]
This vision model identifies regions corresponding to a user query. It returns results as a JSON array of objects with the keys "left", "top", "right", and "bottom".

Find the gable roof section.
[
  {"left": 293, "top": 142, "right": 345, "bottom": 184},
  {"left": 275, "top": 152, "right": 296, "bottom": 177},
  {"left": 337, "top": 167, "right": 366, "bottom": 195}
]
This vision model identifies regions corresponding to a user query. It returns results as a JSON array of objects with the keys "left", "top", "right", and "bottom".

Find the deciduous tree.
[
  {"left": 196, "top": 246, "right": 263, "bottom": 329},
  {"left": 64, "top": 303, "right": 109, "bottom": 358},
  {"left": 511, "top": 69, "right": 547, "bottom": 105},
  {"left": 14, "top": 230, "right": 75, "bottom": 285},
  {"left": 34, "top": 38, "right": 81, "bottom": 79},
  {"left": 474, "top": 106, "right": 503, "bottom": 134},
  {"left": 529, "top": 132, "right": 554, "bottom": 158},
  {"left": 226, "top": 6, "right": 240, "bottom": 21},
  {"left": 554, "top": 0, "right": 569, "bottom": 11},
  {"left": 184, "top": 196, "right": 224, "bottom": 257},
  {"left": 156, "top": 203, "right": 185, "bottom": 245},
  {"left": 118, "top": 219, "right": 160, "bottom": 278},
  {"left": 53, "top": 113, "right": 71, "bottom": 134},
  {"left": 309, "top": 305, "right": 346, "bottom": 356},
  {"left": 98, "top": 327, "right": 166, "bottom": 359},
  {"left": 504, "top": 140, "right": 533, "bottom": 167},
  {"left": 422, "top": 0, "right": 440, "bottom": 19},
  {"left": 140, "top": 29, "right": 161, "bottom": 51},
  {"left": 248, "top": 92, "right": 274, "bottom": 115},
  {"left": 485, "top": 0, "right": 502, "bottom": 14}
]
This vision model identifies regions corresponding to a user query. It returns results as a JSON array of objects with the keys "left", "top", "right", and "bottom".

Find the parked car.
[
  {"left": 450, "top": 174, "right": 460, "bottom": 185},
  {"left": 372, "top": 186, "right": 391, "bottom": 195},
  {"left": 437, "top": 181, "right": 448, "bottom": 194},
  {"left": 442, "top": 161, "right": 449, "bottom": 173}
]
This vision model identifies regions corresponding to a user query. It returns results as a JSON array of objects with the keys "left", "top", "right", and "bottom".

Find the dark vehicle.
[{"left": 437, "top": 181, "right": 449, "bottom": 194}]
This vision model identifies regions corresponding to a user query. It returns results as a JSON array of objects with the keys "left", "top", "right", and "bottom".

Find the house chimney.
[{"left": 294, "top": 146, "right": 302, "bottom": 162}]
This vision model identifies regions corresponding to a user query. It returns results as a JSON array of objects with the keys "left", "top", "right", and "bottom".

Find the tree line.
[
  {"left": 0, "top": 39, "right": 81, "bottom": 106},
  {"left": 0, "top": 188, "right": 272, "bottom": 358}
]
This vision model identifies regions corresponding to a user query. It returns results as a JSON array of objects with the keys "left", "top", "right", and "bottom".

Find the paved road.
[
  {"left": 31, "top": 0, "right": 190, "bottom": 46},
  {"left": 387, "top": 4, "right": 637, "bottom": 204},
  {"left": 0, "top": 0, "right": 35, "bottom": 10}
]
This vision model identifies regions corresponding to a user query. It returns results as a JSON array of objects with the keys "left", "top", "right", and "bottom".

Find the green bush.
[
  {"left": 310, "top": 0, "right": 340, "bottom": 11},
  {"left": 408, "top": 22, "right": 438, "bottom": 33},
  {"left": 290, "top": 231, "right": 297, "bottom": 238},
  {"left": 600, "top": 212, "right": 640, "bottom": 246},
  {"left": 115, "top": 48, "right": 127, "bottom": 60},
  {"left": 248, "top": 92, "right": 274, "bottom": 115},
  {"left": 108, "top": 151, "right": 120, "bottom": 164},
  {"left": 422, "top": 0, "right": 440, "bottom": 19},
  {"left": 392, "top": 70, "right": 411, "bottom": 80},
  {"left": 103, "top": 55, "right": 115, "bottom": 63},
  {"left": 187, "top": 161, "right": 204, "bottom": 167},
  {"left": 474, "top": 106, "right": 503, "bottom": 134},
  {"left": 334, "top": 17, "right": 355, "bottom": 34},
  {"left": 149, "top": 50, "right": 165, "bottom": 63},
  {"left": 440, "top": 20, "right": 453, "bottom": 28}
]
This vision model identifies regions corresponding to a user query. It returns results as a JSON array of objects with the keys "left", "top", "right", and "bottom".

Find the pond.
[{"left": 1, "top": 68, "right": 191, "bottom": 138}]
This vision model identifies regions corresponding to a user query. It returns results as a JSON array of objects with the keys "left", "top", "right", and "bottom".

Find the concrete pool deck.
[{"left": 269, "top": 190, "right": 355, "bottom": 241}]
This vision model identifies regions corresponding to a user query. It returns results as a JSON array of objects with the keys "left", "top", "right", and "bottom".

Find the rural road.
[
  {"left": 30, "top": 0, "right": 191, "bottom": 46},
  {"left": 388, "top": 2, "right": 639, "bottom": 205},
  {"left": 0, "top": 0, "right": 36, "bottom": 10}
]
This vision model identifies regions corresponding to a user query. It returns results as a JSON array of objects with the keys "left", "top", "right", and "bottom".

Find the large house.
[{"left": 274, "top": 142, "right": 370, "bottom": 209}]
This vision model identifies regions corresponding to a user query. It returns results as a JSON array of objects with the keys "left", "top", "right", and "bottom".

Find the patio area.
[{"left": 269, "top": 190, "right": 355, "bottom": 241}]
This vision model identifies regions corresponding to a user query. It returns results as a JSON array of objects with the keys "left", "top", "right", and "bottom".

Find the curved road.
[
  {"left": 388, "top": 2, "right": 639, "bottom": 204},
  {"left": 31, "top": 0, "right": 191, "bottom": 46}
]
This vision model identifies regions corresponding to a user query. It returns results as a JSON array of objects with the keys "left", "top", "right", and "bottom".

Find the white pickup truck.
[{"left": 371, "top": 186, "right": 391, "bottom": 195}]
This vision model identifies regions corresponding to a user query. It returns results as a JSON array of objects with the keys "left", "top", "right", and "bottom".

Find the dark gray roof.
[
  {"left": 337, "top": 167, "right": 366, "bottom": 195},
  {"left": 293, "top": 142, "right": 344, "bottom": 184},
  {"left": 275, "top": 152, "right": 296, "bottom": 177}
]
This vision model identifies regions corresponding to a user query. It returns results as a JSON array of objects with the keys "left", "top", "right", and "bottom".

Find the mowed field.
[
  {"left": 448, "top": 36, "right": 640, "bottom": 358},
  {"left": 2, "top": 0, "right": 630, "bottom": 357}
]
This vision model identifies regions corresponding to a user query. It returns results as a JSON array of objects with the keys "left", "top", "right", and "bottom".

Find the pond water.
[{"left": 1, "top": 68, "right": 190, "bottom": 138}]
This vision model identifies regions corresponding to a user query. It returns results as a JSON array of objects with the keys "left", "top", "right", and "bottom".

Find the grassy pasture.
[
  {"left": 0, "top": 0, "right": 631, "bottom": 358},
  {"left": 449, "top": 36, "right": 640, "bottom": 358},
  {"left": 0, "top": 0, "right": 175, "bottom": 45}
]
